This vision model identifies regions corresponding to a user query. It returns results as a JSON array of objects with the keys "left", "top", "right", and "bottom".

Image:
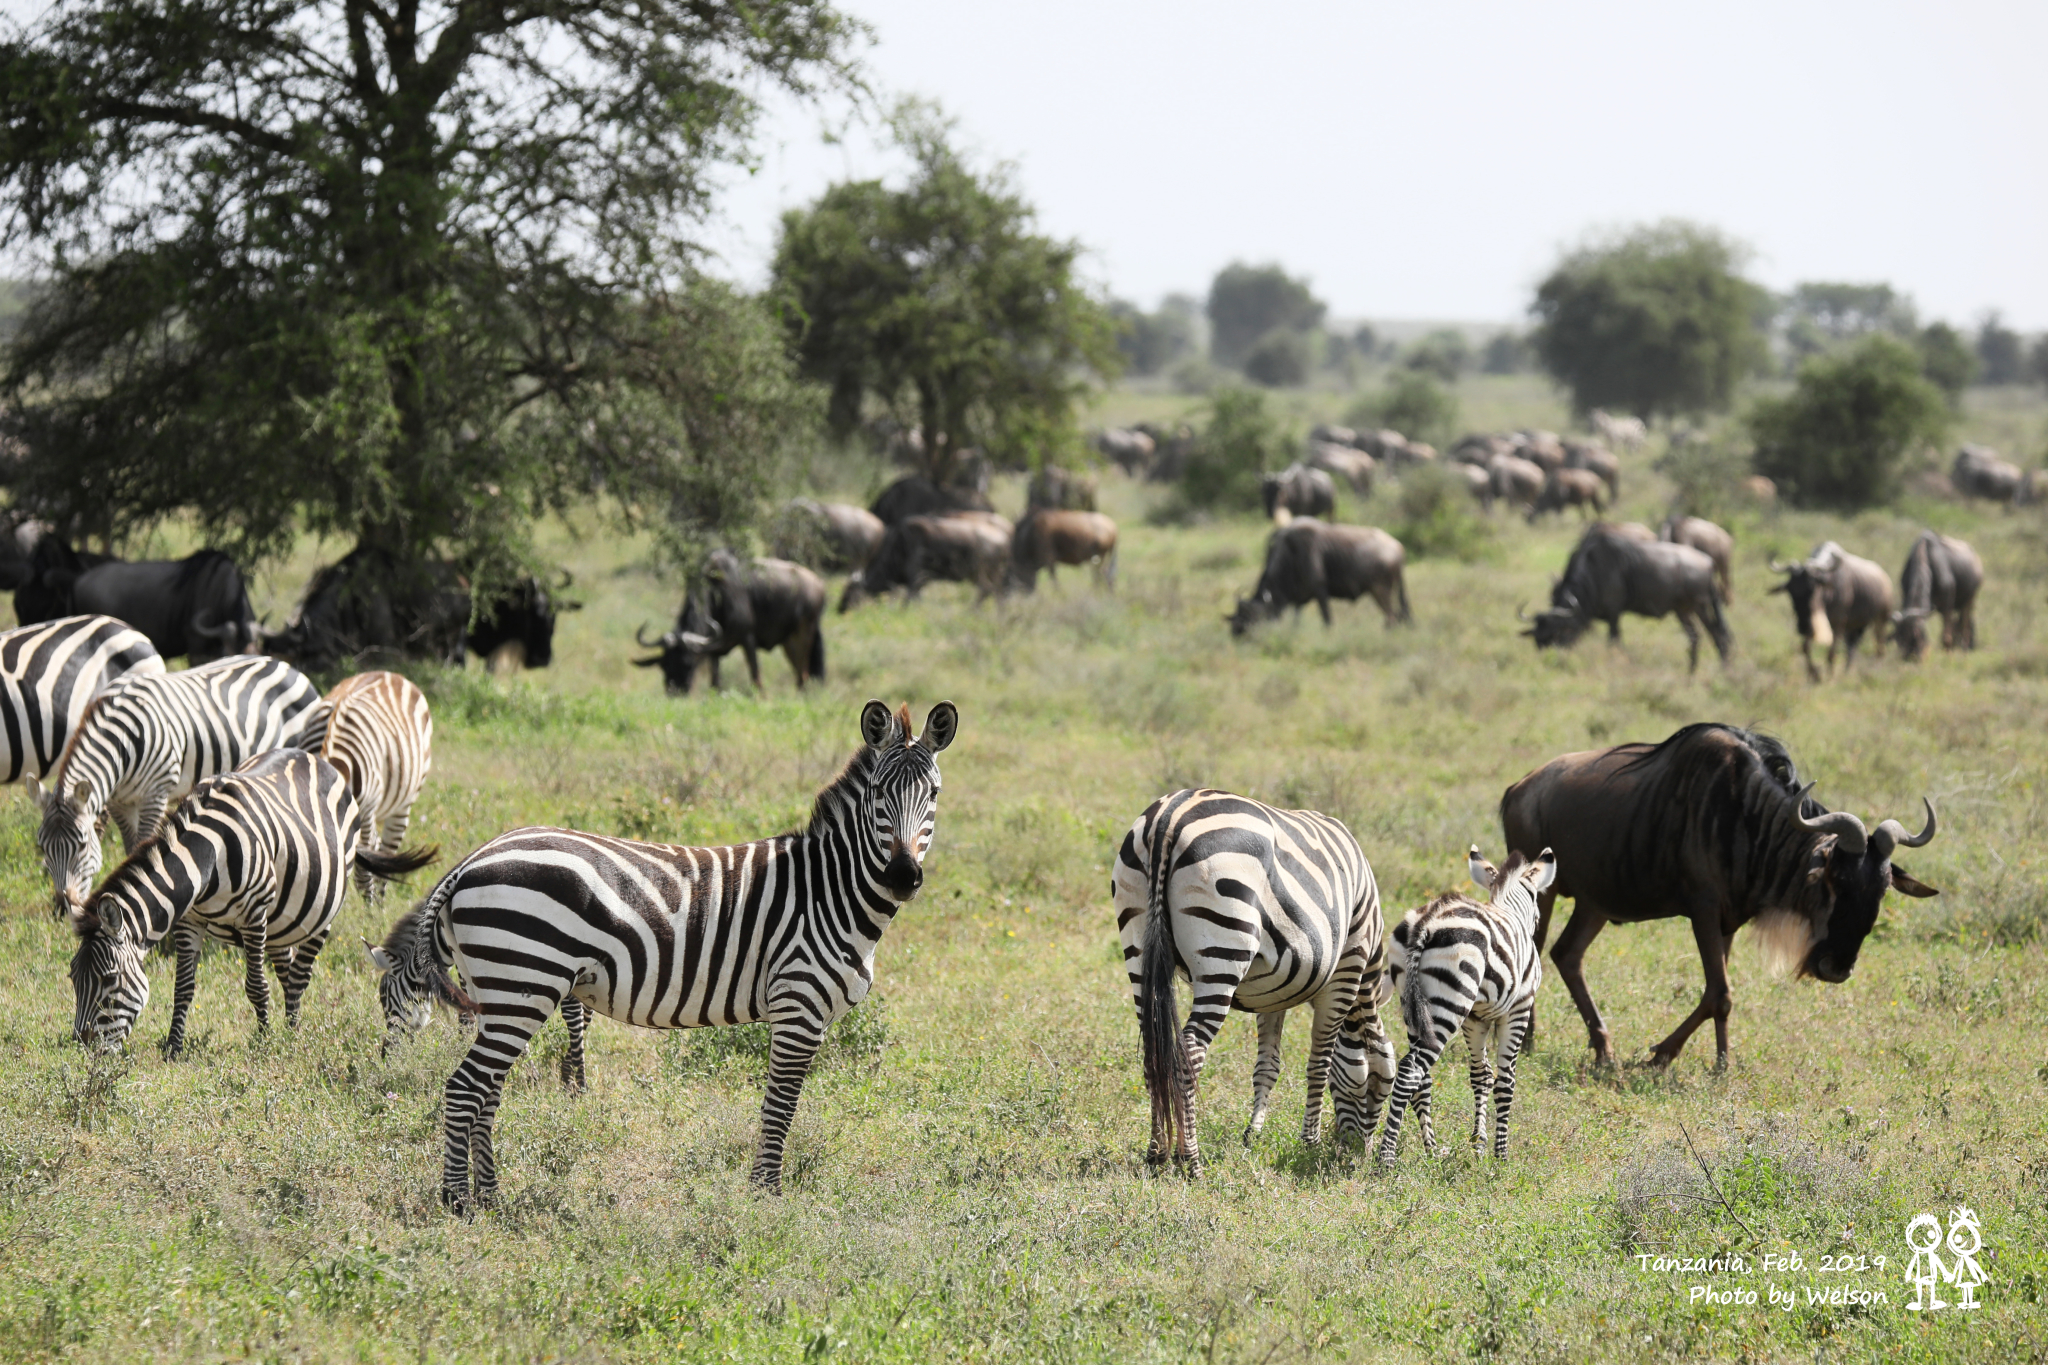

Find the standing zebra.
[
  {"left": 371, "top": 699, "right": 958, "bottom": 1208},
  {"left": 1378, "top": 845, "right": 1556, "bottom": 1165},
  {"left": 31, "top": 654, "right": 329, "bottom": 912},
  {"left": 67, "top": 748, "right": 437, "bottom": 1054},
  {"left": 1113, "top": 789, "right": 1396, "bottom": 1176},
  {"left": 0, "top": 615, "right": 163, "bottom": 786},
  {"left": 321, "top": 670, "right": 434, "bottom": 905}
]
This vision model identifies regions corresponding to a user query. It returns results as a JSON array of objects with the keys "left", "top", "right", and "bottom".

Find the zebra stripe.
[
  {"left": 0, "top": 615, "right": 163, "bottom": 785},
  {"left": 1113, "top": 788, "right": 1396, "bottom": 1176},
  {"left": 321, "top": 670, "right": 434, "bottom": 905},
  {"left": 66, "top": 748, "right": 436, "bottom": 1054},
  {"left": 371, "top": 699, "right": 958, "bottom": 1210},
  {"left": 33, "top": 654, "right": 329, "bottom": 911},
  {"left": 1378, "top": 846, "right": 1556, "bottom": 1164}
]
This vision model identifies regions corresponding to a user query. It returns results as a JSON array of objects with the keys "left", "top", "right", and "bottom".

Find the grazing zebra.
[
  {"left": 321, "top": 670, "right": 434, "bottom": 905},
  {"left": 1113, "top": 789, "right": 1396, "bottom": 1176},
  {"left": 0, "top": 615, "right": 163, "bottom": 786},
  {"left": 370, "top": 699, "right": 958, "bottom": 1209},
  {"left": 67, "top": 748, "right": 437, "bottom": 1054},
  {"left": 30, "top": 654, "right": 329, "bottom": 912},
  {"left": 1378, "top": 845, "right": 1556, "bottom": 1165}
]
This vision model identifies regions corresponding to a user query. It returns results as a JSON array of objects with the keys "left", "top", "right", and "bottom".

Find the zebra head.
[
  {"left": 1468, "top": 844, "right": 1557, "bottom": 934},
  {"left": 29, "top": 777, "right": 108, "bottom": 917},
  {"left": 858, "top": 699, "right": 959, "bottom": 902},
  {"left": 67, "top": 898, "right": 149, "bottom": 1050}
]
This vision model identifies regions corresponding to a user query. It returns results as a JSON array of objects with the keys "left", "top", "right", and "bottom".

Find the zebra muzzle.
[{"left": 880, "top": 849, "right": 924, "bottom": 898}]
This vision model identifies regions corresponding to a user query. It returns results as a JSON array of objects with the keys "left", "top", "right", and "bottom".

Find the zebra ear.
[
  {"left": 26, "top": 776, "right": 47, "bottom": 810},
  {"left": 860, "top": 700, "right": 894, "bottom": 748},
  {"left": 364, "top": 939, "right": 400, "bottom": 973},
  {"left": 918, "top": 702, "right": 959, "bottom": 753},
  {"left": 1467, "top": 845, "right": 1495, "bottom": 891},
  {"left": 71, "top": 780, "right": 91, "bottom": 808},
  {"left": 1528, "top": 848, "right": 1558, "bottom": 893}
]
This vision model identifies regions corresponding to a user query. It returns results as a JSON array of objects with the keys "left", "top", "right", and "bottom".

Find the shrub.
[
  {"left": 1403, "top": 328, "right": 1470, "bottom": 383},
  {"left": 1176, "top": 387, "right": 1290, "bottom": 512},
  {"left": 1346, "top": 371, "right": 1459, "bottom": 449},
  {"left": 1653, "top": 426, "right": 1751, "bottom": 517},
  {"left": 1748, "top": 334, "right": 1949, "bottom": 509},
  {"left": 1915, "top": 321, "right": 1976, "bottom": 405},
  {"left": 1241, "top": 327, "right": 1311, "bottom": 388},
  {"left": 1391, "top": 462, "right": 1494, "bottom": 562}
]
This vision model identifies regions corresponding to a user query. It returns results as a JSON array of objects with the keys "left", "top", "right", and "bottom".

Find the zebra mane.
[
  {"left": 805, "top": 742, "right": 881, "bottom": 836},
  {"left": 48, "top": 688, "right": 118, "bottom": 787}
]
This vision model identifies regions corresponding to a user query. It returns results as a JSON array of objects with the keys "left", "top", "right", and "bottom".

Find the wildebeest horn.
[
  {"left": 634, "top": 623, "right": 660, "bottom": 649},
  {"left": 1516, "top": 602, "right": 1533, "bottom": 621},
  {"left": 1768, "top": 557, "right": 1793, "bottom": 574},
  {"left": 1797, "top": 797, "right": 1869, "bottom": 857},
  {"left": 679, "top": 631, "right": 717, "bottom": 651},
  {"left": 1870, "top": 799, "right": 1936, "bottom": 861}
]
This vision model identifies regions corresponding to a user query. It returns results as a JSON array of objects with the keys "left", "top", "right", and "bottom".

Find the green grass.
[{"left": 3, "top": 399, "right": 2048, "bottom": 1362}]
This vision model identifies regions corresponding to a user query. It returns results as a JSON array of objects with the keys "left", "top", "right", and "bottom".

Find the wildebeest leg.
[
  {"left": 1244, "top": 1009, "right": 1285, "bottom": 1143},
  {"left": 1802, "top": 637, "right": 1821, "bottom": 683},
  {"left": 1606, "top": 617, "right": 1622, "bottom": 644},
  {"left": 742, "top": 642, "right": 763, "bottom": 690},
  {"left": 1317, "top": 592, "right": 1333, "bottom": 627},
  {"left": 1678, "top": 610, "right": 1701, "bottom": 674},
  {"left": 1548, "top": 904, "right": 1614, "bottom": 1065},
  {"left": 709, "top": 656, "right": 723, "bottom": 691},
  {"left": 1649, "top": 913, "right": 1731, "bottom": 1069}
]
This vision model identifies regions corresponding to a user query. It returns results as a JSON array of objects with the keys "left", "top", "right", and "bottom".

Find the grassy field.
[{"left": 1, "top": 386, "right": 2046, "bottom": 1362}]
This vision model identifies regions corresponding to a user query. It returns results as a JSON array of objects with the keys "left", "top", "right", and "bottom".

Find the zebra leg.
[
  {"left": 1492, "top": 1009, "right": 1533, "bottom": 1159},
  {"left": 162, "top": 922, "right": 204, "bottom": 1059},
  {"left": 1243, "top": 1010, "right": 1286, "bottom": 1144},
  {"left": 241, "top": 928, "right": 273, "bottom": 1033},
  {"left": 559, "top": 997, "right": 588, "bottom": 1091},
  {"left": 279, "top": 930, "right": 330, "bottom": 1029},
  {"left": 1174, "top": 1011, "right": 1226, "bottom": 1175},
  {"left": 1376, "top": 1043, "right": 1444, "bottom": 1166},
  {"left": 750, "top": 1020, "right": 826, "bottom": 1194},
  {"left": 1299, "top": 987, "right": 1353, "bottom": 1147},
  {"left": 441, "top": 1012, "right": 544, "bottom": 1215},
  {"left": 1464, "top": 1016, "right": 1496, "bottom": 1152},
  {"left": 1330, "top": 989, "right": 1397, "bottom": 1142}
]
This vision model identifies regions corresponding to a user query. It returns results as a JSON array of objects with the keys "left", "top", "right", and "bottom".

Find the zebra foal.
[
  {"left": 0, "top": 615, "right": 162, "bottom": 787},
  {"left": 370, "top": 699, "right": 958, "bottom": 1209},
  {"left": 68, "top": 748, "right": 437, "bottom": 1054},
  {"left": 1114, "top": 789, "right": 1396, "bottom": 1176},
  {"left": 32, "top": 654, "right": 329, "bottom": 912},
  {"left": 1378, "top": 845, "right": 1556, "bottom": 1165},
  {"left": 322, "top": 670, "right": 433, "bottom": 905}
]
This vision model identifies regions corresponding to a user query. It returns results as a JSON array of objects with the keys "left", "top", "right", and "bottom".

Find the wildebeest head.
[
  {"left": 1768, "top": 550, "right": 1836, "bottom": 646},
  {"left": 1519, "top": 592, "right": 1589, "bottom": 649},
  {"left": 1780, "top": 794, "right": 1940, "bottom": 983},
  {"left": 1891, "top": 608, "right": 1933, "bottom": 661},
  {"left": 1227, "top": 591, "right": 1283, "bottom": 638},
  {"left": 632, "top": 601, "right": 719, "bottom": 695}
]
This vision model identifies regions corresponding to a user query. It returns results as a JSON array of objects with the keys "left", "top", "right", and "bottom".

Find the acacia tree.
[
  {"left": 771, "top": 104, "right": 1121, "bottom": 483},
  {"left": 0, "top": 0, "right": 855, "bottom": 591}
]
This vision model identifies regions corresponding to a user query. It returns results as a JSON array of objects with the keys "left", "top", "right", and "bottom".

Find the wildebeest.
[
  {"left": 1356, "top": 429, "right": 1409, "bottom": 462},
  {"left": 260, "top": 547, "right": 469, "bottom": 671},
  {"left": 1768, "top": 542, "right": 1893, "bottom": 681},
  {"left": 1512, "top": 431, "right": 1566, "bottom": 473},
  {"left": 468, "top": 575, "right": 577, "bottom": 673},
  {"left": 1261, "top": 464, "right": 1337, "bottom": 521},
  {"left": 1486, "top": 454, "right": 1546, "bottom": 512},
  {"left": 869, "top": 475, "right": 995, "bottom": 526},
  {"left": 1450, "top": 433, "right": 1512, "bottom": 466},
  {"left": 0, "top": 514, "right": 50, "bottom": 593},
  {"left": 1563, "top": 441, "right": 1621, "bottom": 498},
  {"left": 1529, "top": 468, "right": 1606, "bottom": 521},
  {"left": 1011, "top": 510, "right": 1117, "bottom": 593},
  {"left": 1590, "top": 409, "right": 1648, "bottom": 452},
  {"left": 1659, "top": 515, "right": 1734, "bottom": 603},
  {"left": 1309, "top": 423, "right": 1358, "bottom": 448},
  {"left": 63, "top": 550, "right": 259, "bottom": 662},
  {"left": 1307, "top": 441, "right": 1375, "bottom": 495},
  {"left": 1451, "top": 462, "right": 1493, "bottom": 503},
  {"left": 771, "top": 499, "right": 887, "bottom": 574},
  {"left": 1892, "top": 531, "right": 1983, "bottom": 661},
  {"left": 1612, "top": 522, "right": 1657, "bottom": 543},
  {"left": 840, "top": 513, "right": 1013, "bottom": 611},
  {"left": 12, "top": 536, "right": 114, "bottom": 628},
  {"left": 1950, "top": 445, "right": 2028, "bottom": 503},
  {"left": 1742, "top": 475, "right": 1778, "bottom": 506},
  {"left": 1096, "top": 428, "right": 1157, "bottom": 477},
  {"left": 634, "top": 552, "right": 825, "bottom": 693},
  {"left": 1501, "top": 723, "right": 1938, "bottom": 1068},
  {"left": 1521, "top": 523, "right": 1731, "bottom": 673},
  {"left": 1026, "top": 467, "right": 1098, "bottom": 512},
  {"left": 1228, "top": 519, "right": 1410, "bottom": 636}
]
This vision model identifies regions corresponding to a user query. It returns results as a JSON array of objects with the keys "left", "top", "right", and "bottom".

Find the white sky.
[{"left": 705, "top": 0, "right": 2048, "bottom": 329}]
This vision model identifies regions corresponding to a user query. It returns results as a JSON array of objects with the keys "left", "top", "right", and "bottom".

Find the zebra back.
[
  {"left": 0, "top": 615, "right": 163, "bottom": 784},
  {"left": 321, "top": 670, "right": 432, "bottom": 854}
]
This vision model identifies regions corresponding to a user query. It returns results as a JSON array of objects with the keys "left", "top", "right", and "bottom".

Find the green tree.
[
  {"left": 1177, "top": 388, "right": 1289, "bottom": 512},
  {"left": 1111, "top": 295, "right": 1198, "bottom": 377},
  {"left": 1242, "top": 328, "right": 1311, "bottom": 388},
  {"left": 1403, "top": 329, "right": 1471, "bottom": 383},
  {"left": 1345, "top": 371, "right": 1459, "bottom": 450},
  {"left": 1974, "top": 313, "right": 2024, "bottom": 386},
  {"left": 1915, "top": 322, "right": 1976, "bottom": 406},
  {"left": 1530, "top": 221, "right": 1769, "bottom": 420},
  {"left": 0, "top": 0, "right": 852, "bottom": 587},
  {"left": 1749, "top": 334, "right": 1949, "bottom": 509},
  {"left": 772, "top": 103, "right": 1120, "bottom": 481},
  {"left": 1481, "top": 331, "right": 1530, "bottom": 375},
  {"left": 1206, "top": 263, "right": 1325, "bottom": 370},
  {"left": 1780, "top": 282, "right": 1917, "bottom": 360}
]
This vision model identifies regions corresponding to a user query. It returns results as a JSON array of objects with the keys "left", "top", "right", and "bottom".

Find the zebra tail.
[
  {"left": 1139, "top": 813, "right": 1190, "bottom": 1156},
  {"left": 359, "top": 843, "right": 441, "bottom": 880}
]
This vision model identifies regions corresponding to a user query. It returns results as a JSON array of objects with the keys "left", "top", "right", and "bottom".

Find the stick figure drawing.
[
  {"left": 1947, "top": 1207, "right": 1987, "bottom": 1309},
  {"left": 1904, "top": 1213, "right": 1950, "bottom": 1311}
]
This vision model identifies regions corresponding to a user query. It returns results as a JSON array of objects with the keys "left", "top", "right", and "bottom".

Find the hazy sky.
[{"left": 707, "top": 0, "right": 2048, "bottom": 328}]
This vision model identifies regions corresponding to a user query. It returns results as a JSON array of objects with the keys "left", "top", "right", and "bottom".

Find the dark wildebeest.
[
  {"left": 1743, "top": 475, "right": 1777, "bottom": 506},
  {"left": 1026, "top": 467, "right": 1098, "bottom": 512},
  {"left": 1011, "top": 510, "right": 1117, "bottom": 593},
  {"left": 1563, "top": 441, "right": 1620, "bottom": 499},
  {"left": 1768, "top": 542, "right": 1893, "bottom": 681},
  {"left": 1512, "top": 431, "right": 1566, "bottom": 474},
  {"left": 1950, "top": 445, "right": 2027, "bottom": 503},
  {"left": 1307, "top": 441, "right": 1375, "bottom": 495},
  {"left": 1452, "top": 462, "right": 1493, "bottom": 504},
  {"left": 1487, "top": 454, "right": 1546, "bottom": 512},
  {"left": 12, "top": 536, "right": 115, "bottom": 626},
  {"left": 1529, "top": 468, "right": 1607, "bottom": 521},
  {"left": 1659, "top": 515, "right": 1734, "bottom": 604},
  {"left": 1096, "top": 428, "right": 1157, "bottom": 477},
  {"left": 634, "top": 552, "right": 825, "bottom": 694},
  {"left": 1521, "top": 523, "right": 1731, "bottom": 673},
  {"left": 68, "top": 550, "right": 259, "bottom": 662},
  {"left": 260, "top": 547, "right": 470, "bottom": 670},
  {"left": 1308, "top": 423, "right": 1358, "bottom": 448},
  {"left": 0, "top": 514, "right": 50, "bottom": 593},
  {"left": 840, "top": 513, "right": 1013, "bottom": 611},
  {"left": 1356, "top": 429, "right": 1409, "bottom": 462},
  {"left": 869, "top": 475, "right": 995, "bottom": 526},
  {"left": 1450, "top": 433, "right": 1511, "bottom": 466},
  {"left": 468, "top": 575, "right": 578, "bottom": 673},
  {"left": 1228, "top": 519, "right": 1411, "bottom": 636},
  {"left": 1892, "top": 531, "right": 1983, "bottom": 661},
  {"left": 1501, "top": 723, "right": 1938, "bottom": 1068},
  {"left": 1261, "top": 464, "right": 1337, "bottom": 522},
  {"left": 771, "top": 499, "right": 887, "bottom": 574}
]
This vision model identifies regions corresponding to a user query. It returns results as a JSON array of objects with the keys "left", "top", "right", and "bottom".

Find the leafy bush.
[
  {"left": 1206, "top": 263, "right": 1326, "bottom": 368},
  {"left": 1170, "top": 355, "right": 1230, "bottom": 395},
  {"left": 1345, "top": 371, "right": 1459, "bottom": 449},
  {"left": 1749, "top": 334, "right": 1949, "bottom": 509},
  {"left": 1654, "top": 426, "right": 1751, "bottom": 517},
  {"left": 1241, "top": 327, "right": 1311, "bottom": 388},
  {"left": 1402, "top": 328, "right": 1470, "bottom": 383},
  {"left": 1915, "top": 321, "right": 1976, "bottom": 405},
  {"left": 1391, "top": 462, "right": 1494, "bottom": 562},
  {"left": 1175, "top": 387, "right": 1290, "bottom": 512}
]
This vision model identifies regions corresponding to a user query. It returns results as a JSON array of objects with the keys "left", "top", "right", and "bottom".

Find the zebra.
[
  {"left": 1377, "top": 845, "right": 1556, "bottom": 1165},
  {"left": 320, "top": 670, "right": 434, "bottom": 905},
  {"left": 30, "top": 654, "right": 329, "bottom": 913},
  {"left": 0, "top": 615, "right": 163, "bottom": 786},
  {"left": 370, "top": 699, "right": 958, "bottom": 1209},
  {"left": 1113, "top": 789, "right": 1397, "bottom": 1176},
  {"left": 67, "top": 747, "right": 437, "bottom": 1054}
]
